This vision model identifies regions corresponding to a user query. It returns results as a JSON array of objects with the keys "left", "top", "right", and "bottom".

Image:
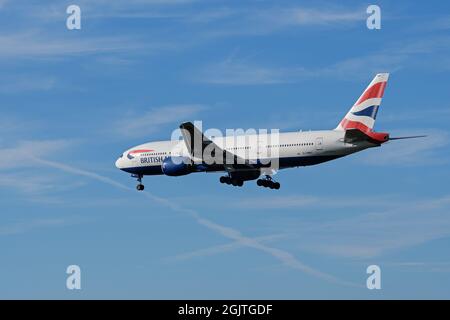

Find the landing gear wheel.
[
  {"left": 132, "top": 174, "right": 144, "bottom": 191},
  {"left": 257, "top": 177, "right": 280, "bottom": 190},
  {"left": 220, "top": 176, "right": 231, "bottom": 184},
  {"left": 222, "top": 176, "right": 244, "bottom": 187}
]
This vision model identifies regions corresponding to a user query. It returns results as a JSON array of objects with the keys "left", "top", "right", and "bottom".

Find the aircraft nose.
[{"left": 115, "top": 157, "right": 123, "bottom": 169}]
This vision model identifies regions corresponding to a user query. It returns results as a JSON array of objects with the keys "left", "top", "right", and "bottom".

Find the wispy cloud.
[
  {"left": 24, "top": 3, "right": 362, "bottom": 30},
  {"left": 385, "top": 261, "right": 450, "bottom": 273},
  {"left": 0, "top": 117, "right": 39, "bottom": 139},
  {"left": 192, "top": 57, "right": 307, "bottom": 85},
  {"left": 291, "top": 7, "right": 364, "bottom": 24},
  {"left": 190, "top": 47, "right": 310, "bottom": 85},
  {"left": 361, "top": 130, "right": 449, "bottom": 166},
  {"left": 190, "top": 50, "right": 400, "bottom": 85},
  {"left": 0, "top": 31, "right": 168, "bottom": 59},
  {"left": 430, "top": 15, "right": 450, "bottom": 30},
  {"left": 0, "top": 139, "right": 71, "bottom": 170},
  {"left": 235, "top": 195, "right": 399, "bottom": 210},
  {"left": 0, "top": 0, "right": 8, "bottom": 10},
  {"left": 288, "top": 195, "right": 450, "bottom": 259},
  {"left": 114, "top": 104, "right": 206, "bottom": 137},
  {"left": 0, "top": 218, "right": 73, "bottom": 236},
  {"left": 198, "top": 5, "right": 366, "bottom": 38},
  {"left": 185, "top": 192, "right": 450, "bottom": 260},
  {"left": 192, "top": 34, "right": 450, "bottom": 85},
  {"left": 32, "top": 156, "right": 357, "bottom": 286},
  {"left": 165, "top": 233, "right": 287, "bottom": 262},
  {"left": 4, "top": 0, "right": 198, "bottom": 22},
  {"left": 0, "top": 75, "right": 56, "bottom": 93},
  {"left": 0, "top": 139, "right": 83, "bottom": 203},
  {"left": 0, "top": 173, "right": 57, "bottom": 195}
]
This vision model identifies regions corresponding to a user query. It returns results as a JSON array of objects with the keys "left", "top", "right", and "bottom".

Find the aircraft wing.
[{"left": 179, "top": 122, "right": 254, "bottom": 171}]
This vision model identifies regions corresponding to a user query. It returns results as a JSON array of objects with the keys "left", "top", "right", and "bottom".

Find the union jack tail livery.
[{"left": 336, "top": 73, "right": 389, "bottom": 133}]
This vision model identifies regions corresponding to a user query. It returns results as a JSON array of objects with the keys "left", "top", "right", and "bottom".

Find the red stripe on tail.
[{"left": 355, "top": 81, "right": 387, "bottom": 106}]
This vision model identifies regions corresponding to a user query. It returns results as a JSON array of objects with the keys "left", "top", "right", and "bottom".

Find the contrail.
[
  {"left": 166, "top": 234, "right": 287, "bottom": 262},
  {"left": 32, "top": 157, "right": 359, "bottom": 287}
]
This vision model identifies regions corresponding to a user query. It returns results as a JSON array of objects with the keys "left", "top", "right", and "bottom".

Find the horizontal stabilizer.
[
  {"left": 344, "top": 128, "right": 389, "bottom": 144},
  {"left": 389, "top": 135, "right": 427, "bottom": 140},
  {"left": 344, "top": 128, "right": 370, "bottom": 143}
]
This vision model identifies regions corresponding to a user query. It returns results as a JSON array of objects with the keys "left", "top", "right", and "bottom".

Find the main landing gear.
[
  {"left": 132, "top": 174, "right": 145, "bottom": 191},
  {"left": 219, "top": 175, "right": 244, "bottom": 187},
  {"left": 257, "top": 176, "right": 280, "bottom": 190}
]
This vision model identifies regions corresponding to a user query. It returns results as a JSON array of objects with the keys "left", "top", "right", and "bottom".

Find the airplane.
[{"left": 115, "top": 73, "right": 424, "bottom": 191}]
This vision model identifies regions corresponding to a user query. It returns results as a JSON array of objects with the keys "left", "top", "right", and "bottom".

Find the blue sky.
[{"left": 1, "top": 0, "right": 450, "bottom": 299}]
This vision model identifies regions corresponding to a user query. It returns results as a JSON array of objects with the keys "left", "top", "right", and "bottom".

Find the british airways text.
[{"left": 140, "top": 156, "right": 166, "bottom": 164}]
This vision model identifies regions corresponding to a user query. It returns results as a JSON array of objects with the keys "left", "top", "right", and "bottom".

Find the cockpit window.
[{"left": 119, "top": 154, "right": 123, "bottom": 158}]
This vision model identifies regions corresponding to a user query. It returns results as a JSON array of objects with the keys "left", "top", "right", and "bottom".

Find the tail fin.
[{"left": 335, "top": 73, "right": 389, "bottom": 133}]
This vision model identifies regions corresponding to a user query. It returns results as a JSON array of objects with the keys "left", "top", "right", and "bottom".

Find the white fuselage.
[{"left": 115, "top": 130, "right": 377, "bottom": 177}]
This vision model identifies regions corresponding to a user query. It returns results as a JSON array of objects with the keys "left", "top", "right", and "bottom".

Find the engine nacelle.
[{"left": 161, "top": 156, "right": 193, "bottom": 176}]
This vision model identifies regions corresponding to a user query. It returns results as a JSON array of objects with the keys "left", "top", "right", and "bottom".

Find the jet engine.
[{"left": 161, "top": 156, "right": 193, "bottom": 176}]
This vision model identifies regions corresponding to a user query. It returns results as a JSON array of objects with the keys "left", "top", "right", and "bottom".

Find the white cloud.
[
  {"left": 236, "top": 195, "right": 400, "bottom": 210},
  {"left": 384, "top": 261, "right": 450, "bottom": 273},
  {"left": 0, "top": 31, "right": 162, "bottom": 59},
  {"left": 0, "top": 173, "right": 56, "bottom": 194},
  {"left": 286, "top": 195, "right": 450, "bottom": 259},
  {"left": 286, "top": 7, "right": 367, "bottom": 25},
  {"left": 191, "top": 47, "right": 313, "bottom": 85},
  {"left": 0, "top": 0, "right": 8, "bottom": 9},
  {"left": 114, "top": 104, "right": 206, "bottom": 137},
  {"left": 0, "top": 139, "right": 81, "bottom": 202},
  {"left": 194, "top": 59, "right": 305, "bottom": 85},
  {"left": 0, "top": 218, "right": 76, "bottom": 236},
  {"left": 0, "top": 75, "right": 56, "bottom": 93},
  {"left": 5, "top": 127, "right": 441, "bottom": 283},
  {"left": 191, "top": 48, "right": 400, "bottom": 85},
  {"left": 165, "top": 233, "right": 287, "bottom": 262},
  {"left": 199, "top": 6, "right": 366, "bottom": 38},
  {"left": 361, "top": 130, "right": 449, "bottom": 166},
  {"left": 32, "top": 157, "right": 357, "bottom": 286},
  {"left": 185, "top": 192, "right": 450, "bottom": 260},
  {"left": 193, "top": 51, "right": 405, "bottom": 85},
  {"left": 0, "top": 139, "right": 71, "bottom": 170},
  {"left": 0, "top": 117, "right": 38, "bottom": 139},
  {"left": 192, "top": 34, "right": 450, "bottom": 85}
]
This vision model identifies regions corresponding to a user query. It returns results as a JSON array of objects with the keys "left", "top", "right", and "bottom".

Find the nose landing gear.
[
  {"left": 132, "top": 174, "right": 145, "bottom": 191},
  {"left": 257, "top": 175, "right": 280, "bottom": 190}
]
